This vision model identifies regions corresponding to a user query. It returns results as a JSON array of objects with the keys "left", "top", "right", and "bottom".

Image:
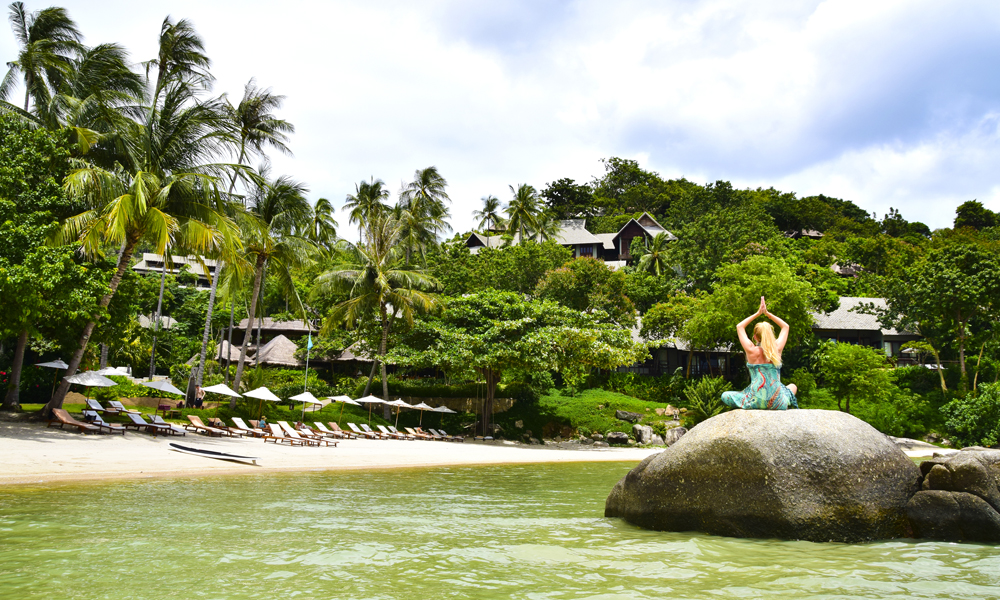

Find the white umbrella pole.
[
  {"left": 394, "top": 406, "right": 400, "bottom": 429},
  {"left": 339, "top": 402, "right": 345, "bottom": 422},
  {"left": 368, "top": 403, "right": 372, "bottom": 424}
]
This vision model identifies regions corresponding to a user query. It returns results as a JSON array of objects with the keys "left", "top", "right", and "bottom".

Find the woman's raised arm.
[
  {"left": 763, "top": 300, "right": 791, "bottom": 351},
  {"left": 736, "top": 297, "right": 765, "bottom": 354}
]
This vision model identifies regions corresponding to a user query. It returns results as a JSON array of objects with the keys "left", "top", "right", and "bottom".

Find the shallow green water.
[{"left": 1, "top": 462, "right": 998, "bottom": 599}]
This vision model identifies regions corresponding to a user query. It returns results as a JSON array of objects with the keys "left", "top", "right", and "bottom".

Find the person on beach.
[
  {"left": 194, "top": 385, "right": 205, "bottom": 409},
  {"left": 721, "top": 297, "right": 798, "bottom": 410}
]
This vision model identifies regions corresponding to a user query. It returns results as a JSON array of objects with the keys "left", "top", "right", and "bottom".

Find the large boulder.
[
  {"left": 906, "top": 449, "right": 1000, "bottom": 541},
  {"left": 605, "top": 409, "right": 921, "bottom": 542},
  {"left": 663, "top": 426, "right": 687, "bottom": 446},
  {"left": 632, "top": 424, "right": 654, "bottom": 444}
]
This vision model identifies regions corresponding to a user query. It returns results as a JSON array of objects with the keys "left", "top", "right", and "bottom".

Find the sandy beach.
[{"left": 0, "top": 422, "right": 660, "bottom": 487}]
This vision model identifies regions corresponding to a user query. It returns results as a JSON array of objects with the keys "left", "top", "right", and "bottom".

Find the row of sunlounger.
[{"left": 49, "top": 406, "right": 464, "bottom": 445}]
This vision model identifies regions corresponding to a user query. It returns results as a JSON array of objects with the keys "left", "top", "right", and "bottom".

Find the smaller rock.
[
  {"left": 580, "top": 437, "right": 595, "bottom": 445},
  {"left": 591, "top": 433, "right": 603, "bottom": 440},
  {"left": 606, "top": 431, "right": 629, "bottom": 445},
  {"left": 554, "top": 435, "right": 563, "bottom": 443},
  {"left": 593, "top": 441, "right": 609, "bottom": 447},
  {"left": 627, "top": 439, "right": 636, "bottom": 446},
  {"left": 942, "top": 439, "right": 952, "bottom": 447},
  {"left": 529, "top": 437, "right": 540, "bottom": 445},
  {"left": 632, "top": 424, "right": 654, "bottom": 444},
  {"left": 650, "top": 434, "right": 665, "bottom": 445},
  {"left": 663, "top": 427, "right": 688, "bottom": 446},
  {"left": 655, "top": 408, "right": 666, "bottom": 416},
  {"left": 515, "top": 420, "right": 523, "bottom": 429},
  {"left": 615, "top": 410, "right": 644, "bottom": 423}
]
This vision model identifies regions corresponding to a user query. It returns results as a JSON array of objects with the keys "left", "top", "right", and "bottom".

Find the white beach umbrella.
[
  {"left": 202, "top": 383, "right": 242, "bottom": 398},
  {"left": 290, "top": 391, "right": 322, "bottom": 420},
  {"left": 327, "top": 395, "right": 359, "bottom": 421},
  {"left": 432, "top": 404, "right": 456, "bottom": 426},
  {"left": 386, "top": 399, "right": 413, "bottom": 428},
  {"left": 95, "top": 366, "right": 130, "bottom": 377},
  {"left": 35, "top": 359, "right": 69, "bottom": 395},
  {"left": 140, "top": 379, "right": 184, "bottom": 397},
  {"left": 65, "top": 371, "right": 117, "bottom": 402},
  {"left": 411, "top": 401, "right": 434, "bottom": 426},
  {"left": 356, "top": 395, "right": 386, "bottom": 424},
  {"left": 244, "top": 386, "right": 282, "bottom": 419}
]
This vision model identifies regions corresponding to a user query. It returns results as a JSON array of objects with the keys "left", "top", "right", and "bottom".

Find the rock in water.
[
  {"left": 906, "top": 449, "right": 1000, "bottom": 542},
  {"left": 605, "top": 409, "right": 921, "bottom": 542}
]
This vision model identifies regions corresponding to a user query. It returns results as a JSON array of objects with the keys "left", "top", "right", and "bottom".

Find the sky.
[{"left": 3, "top": 0, "right": 999, "bottom": 236}]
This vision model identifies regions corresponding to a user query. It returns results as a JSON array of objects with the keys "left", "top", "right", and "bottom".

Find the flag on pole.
[{"left": 307, "top": 332, "right": 313, "bottom": 350}]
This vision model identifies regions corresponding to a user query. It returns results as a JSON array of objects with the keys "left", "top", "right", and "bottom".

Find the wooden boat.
[{"left": 168, "top": 443, "right": 260, "bottom": 465}]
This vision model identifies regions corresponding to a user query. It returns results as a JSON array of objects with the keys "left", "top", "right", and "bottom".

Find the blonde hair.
[{"left": 754, "top": 322, "right": 782, "bottom": 367}]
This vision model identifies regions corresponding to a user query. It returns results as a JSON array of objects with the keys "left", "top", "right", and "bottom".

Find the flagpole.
[{"left": 301, "top": 331, "right": 312, "bottom": 422}]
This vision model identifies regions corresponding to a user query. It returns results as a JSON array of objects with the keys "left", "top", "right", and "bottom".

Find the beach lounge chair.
[
  {"left": 348, "top": 422, "right": 380, "bottom": 439},
  {"left": 429, "top": 428, "right": 464, "bottom": 442},
  {"left": 404, "top": 427, "right": 435, "bottom": 441},
  {"left": 232, "top": 417, "right": 266, "bottom": 438},
  {"left": 48, "top": 408, "right": 101, "bottom": 434},
  {"left": 85, "top": 398, "right": 121, "bottom": 416},
  {"left": 376, "top": 425, "right": 410, "bottom": 440},
  {"left": 82, "top": 410, "right": 126, "bottom": 435},
  {"left": 315, "top": 422, "right": 352, "bottom": 439},
  {"left": 435, "top": 427, "right": 465, "bottom": 442},
  {"left": 185, "top": 415, "right": 228, "bottom": 437},
  {"left": 298, "top": 423, "right": 338, "bottom": 440},
  {"left": 360, "top": 423, "right": 390, "bottom": 439},
  {"left": 387, "top": 426, "right": 417, "bottom": 440},
  {"left": 278, "top": 421, "right": 336, "bottom": 447},
  {"left": 207, "top": 417, "right": 248, "bottom": 437},
  {"left": 263, "top": 423, "right": 307, "bottom": 446},
  {"left": 123, "top": 412, "right": 171, "bottom": 436},
  {"left": 327, "top": 422, "right": 358, "bottom": 439},
  {"left": 107, "top": 400, "right": 139, "bottom": 414},
  {"left": 149, "top": 415, "right": 187, "bottom": 436},
  {"left": 415, "top": 427, "right": 447, "bottom": 441}
]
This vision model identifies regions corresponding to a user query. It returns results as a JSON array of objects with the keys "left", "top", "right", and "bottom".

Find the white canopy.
[
  {"left": 387, "top": 399, "right": 413, "bottom": 408},
  {"left": 433, "top": 405, "right": 457, "bottom": 414},
  {"left": 327, "top": 395, "right": 359, "bottom": 406},
  {"left": 411, "top": 402, "right": 434, "bottom": 410},
  {"left": 96, "top": 366, "right": 130, "bottom": 376},
  {"left": 202, "top": 383, "right": 242, "bottom": 398},
  {"left": 35, "top": 359, "right": 69, "bottom": 369},
  {"left": 290, "top": 391, "right": 322, "bottom": 405},
  {"left": 243, "top": 386, "right": 281, "bottom": 401},
  {"left": 141, "top": 380, "right": 184, "bottom": 396},
  {"left": 357, "top": 395, "right": 386, "bottom": 404},
  {"left": 65, "top": 372, "right": 118, "bottom": 387}
]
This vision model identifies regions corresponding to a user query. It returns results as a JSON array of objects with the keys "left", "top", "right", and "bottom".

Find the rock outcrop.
[
  {"left": 615, "top": 410, "right": 644, "bottom": 423},
  {"left": 606, "top": 431, "right": 630, "bottom": 445},
  {"left": 906, "top": 449, "right": 1000, "bottom": 541},
  {"left": 663, "top": 426, "right": 687, "bottom": 446},
  {"left": 605, "top": 409, "right": 921, "bottom": 542}
]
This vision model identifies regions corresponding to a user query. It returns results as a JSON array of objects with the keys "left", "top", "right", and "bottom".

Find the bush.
[
  {"left": 941, "top": 383, "right": 1000, "bottom": 447},
  {"left": 683, "top": 376, "right": 731, "bottom": 425},
  {"left": 599, "top": 368, "right": 686, "bottom": 404},
  {"left": 785, "top": 369, "right": 816, "bottom": 401},
  {"left": 853, "top": 388, "right": 932, "bottom": 438},
  {"left": 92, "top": 375, "right": 183, "bottom": 402}
]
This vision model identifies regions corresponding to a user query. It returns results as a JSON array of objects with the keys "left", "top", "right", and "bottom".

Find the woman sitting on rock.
[{"left": 721, "top": 297, "right": 798, "bottom": 410}]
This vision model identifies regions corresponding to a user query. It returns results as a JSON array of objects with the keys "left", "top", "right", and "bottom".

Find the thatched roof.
[
  {"left": 236, "top": 318, "right": 315, "bottom": 333},
  {"left": 255, "top": 334, "right": 303, "bottom": 367}
]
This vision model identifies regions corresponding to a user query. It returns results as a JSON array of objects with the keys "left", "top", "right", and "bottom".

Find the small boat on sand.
[{"left": 169, "top": 443, "right": 260, "bottom": 465}]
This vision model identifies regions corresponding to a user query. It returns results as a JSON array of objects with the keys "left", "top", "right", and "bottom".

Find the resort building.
[
  {"left": 811, "top": 297, "right": 920, "bottom": 358},
  {"left": 131, "top": 253, "right": 217, "bottom": 289},
  {"left": 465, "top": 212, "right": 676, "bottom": 267}
]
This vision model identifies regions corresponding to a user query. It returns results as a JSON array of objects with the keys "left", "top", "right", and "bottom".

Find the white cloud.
[{"left": 2, "top": 0, "right": 999, "bottom": 234}]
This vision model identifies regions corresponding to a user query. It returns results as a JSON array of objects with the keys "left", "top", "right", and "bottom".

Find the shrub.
[
  {"left": 599, "top": 368, "right": 686, "bottom": 404},
  {"left": 941, "top": 383, "right": 1000, "bottom": 447},
  {"left": 683, "top": 376, "right": 731, "bottom": 425},
  {"left": 853, "top": 388, "right": 932, "bottom": 438},
  {"left": 785, "top": 369, "right": 816, "bottom": 401}
]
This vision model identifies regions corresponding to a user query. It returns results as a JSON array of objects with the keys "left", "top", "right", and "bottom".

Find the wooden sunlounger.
[{"left": 49, "top": 408, "right": 101, "bottom": 434}]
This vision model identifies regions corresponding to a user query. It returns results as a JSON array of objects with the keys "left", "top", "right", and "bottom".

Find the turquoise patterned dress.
[{"left": 721, "top": 363, "right": 798, "bottom": 410}]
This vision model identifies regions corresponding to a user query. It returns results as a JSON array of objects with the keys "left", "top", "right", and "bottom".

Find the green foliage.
[
  {"left": 853, "top": 388, "right": 933, "bottom": 438},
  {"left": 817, "top": 342, "right": 895, "bottom": 413},
  {"left": 683, "top": 256, "right": 816, "bottom": 351},
  {"left": 941, "top": 383, "right": 1000, "bottom": 447},
  {"left": 784, "top": 369, "right": 816, "bottom": 400},
  {"left": 641, "top": 294, "right": 702, "bottom": 342},
  {"left": 598, "top": 368, "right": 687, "bottom": 404},
  {"left": 540, "top": 178, "right": 595, "bottom": 219},
  {"left": 429, "top": 240, "right": 572, "bottom": 296},
  {"left": 534, "top": 257, "right": 636, "bottom": 327},
  {"left": 622, "top": 269, "right": 678, "bottom": 313},
  {"left": 954, "top": 200, "right": 997, "bottom": 231},
  {"left": 683, "top": 376, "right": 731, "bottom": 425},
  {"left": 91, "top": 375, "right": 182, "bottom": 402}
]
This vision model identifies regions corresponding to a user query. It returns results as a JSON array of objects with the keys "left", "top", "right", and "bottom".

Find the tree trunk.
[
  {"left": 928, "top": 344, "right": 947, "bottom": 394},
  {"left": 45, "top": 238, "right": 138, "bottom": 417},
  {"left": 958, "top": 321, "right": 968, "bottom": 392},
  {"left": 379, "top": 306, "right": 389, "bottom": 401},
  {"left": 233, "top": 255, "right": 266, "bottom": 393},
  {"left": 254, "top": 262, "right": 267, "bottom": 368},
  {"left": 194, "top": 261, "right": 221, "bottom": 388},
  {"left": 99, "top": 344, "right": 108, "bottom": 369},
  {"left": 224, "top": 300, "right": 235, "bottom": 385},
  {"left": 362, "top": 359, "right": 378, "bottom": 397},
  {"left": 482, "top": 369, "right": 499, "bottom": 437},
  {"left": 148, "top": 261, "right": 167, "bottom": 380},
  {"left": 2, "top": 329, "right": 29, "bottom": 411},
  {"left": 973, "top": 342, "right": 986, "bottom": 391}
]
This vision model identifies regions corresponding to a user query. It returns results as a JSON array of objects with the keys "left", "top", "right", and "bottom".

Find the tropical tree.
[
  {"left": 311, "top": 215, "right": 441, "bottom": 401},
  {"left": 472, "top": 194, "right": 502, "bottom": 245},
  {"left": 397, "top": 166, "right": 451, "bottom": 264},
  {"left": 44, "top": 17, "right": 241, "bottom": 415},
  {"left": 504, "top": 183, "right": 541, "bottom": 242},
  {"left": 529, "top": 210, "right": 561, "bottom": 242},
  {"left": 224, "top": 78, "right": 293, "bottom": 195},
  {"left": 343, "top": 177, "right": 389, "bottom": 242},
  {"left": 231, "top": 172, "right": 313, "bottom": 392},
  {"left": 1, "top": 2, "right": 82, "bottom": 112},
  {"left": 636, "top": 232, "right": 672, "bottom": 276},
  {"left": 304, "top": 197, "right": 338, "bottom": 251}
]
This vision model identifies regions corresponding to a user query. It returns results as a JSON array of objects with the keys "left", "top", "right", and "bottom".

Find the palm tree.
[
  {"left": 636, "top": 232, "right": 672, "bottom": 276},
  {"left": 343, "top": 177, "right": 389, "bottom": 242},
  {"left": 472, "top": 195, "right": 503, "bottom": 246},
  {"left": 44, "top": 17, "right": 241, "bottom": 415},
  {"left": 505, "top": 183, "right": 541, "bottom": 242},
  {"left": 305, "top": 197, "right": 338, "bottom": 251},
  {"left": 232, "top": 172, "right": 314, "bottom": 392},
  {"left": 1, "top": 2, "right": 82, "bottom": 112},
  {"left": 312, "top": 215, "right": 440, "bottom": 401},
  {"left": 530, "top": 211, "right": 561, "bottom": 242},
  {"left": 397, "top": 166, "right": 451, "bottom": 264},
  {"left": 224, "top": 78, "right": 293, "bottom": 195}
]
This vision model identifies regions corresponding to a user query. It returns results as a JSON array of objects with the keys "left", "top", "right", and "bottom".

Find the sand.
[{"left": 0, "top": 422, "right": 660, "bottom": 487}]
